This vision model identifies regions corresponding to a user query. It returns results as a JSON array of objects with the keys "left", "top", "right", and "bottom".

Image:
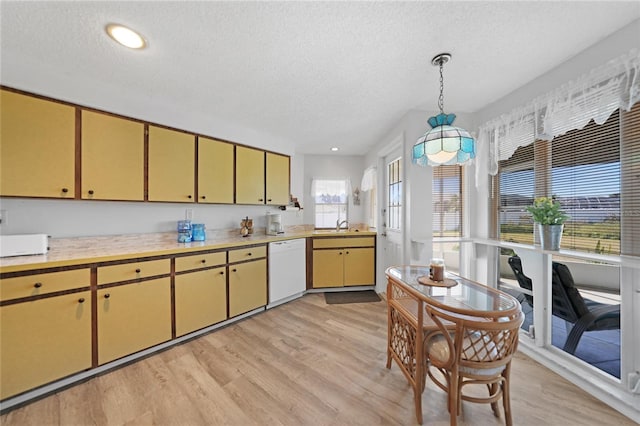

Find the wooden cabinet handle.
[
  {"left": 338, "top": 252, "right": 342, "bottom": 255},
  {"left": 346, "top": 251, "right": 350, "bottom": 254},
  {"left": 188, "top": 195, "right": 192, "bottom": 199},
  {"left": 258, "top": 198, "right": 264, "bottom": 202},
  {"left": 201, "top": 196, "right": 206, "bottom": 200},
  {"left": 88, "top": 190, "right": 94, "bottom": 195},
  {"left": 78, "top": 298, "right": 85, "bottom": 303},
  {"left": 232, "top": 268, "right": 237, "bottom": 272},
  {"left": 104, "top": 294, "right": 110, "bottom": 299},
  {"left": 61, "top": 188, "right": 69, "bottom": 193},
  {"left": 267, "top": 198, "right": 272, "bottom": 202},
  {"left": 34, "top": 282, "right": 42, "bottom": 288},
  {"left": 247, "top": 252, "right": 252, "bottom": 256},
  {"left": 219, "top": 271, "right": 224, "bottom": 275},
  {"left": 201, "top": 259, "right": 206, "bottom": 264},
  {"left": 135, "top": 268, "right": 141, "bottom": 273}
]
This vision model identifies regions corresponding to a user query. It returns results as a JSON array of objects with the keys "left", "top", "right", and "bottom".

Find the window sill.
[{"left": 473, "top": 238, "right": 640, "bottom": 268}]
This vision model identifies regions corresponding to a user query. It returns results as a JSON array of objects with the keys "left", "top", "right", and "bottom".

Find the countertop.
[{"left": 0, "top": 227, "right": 377, "bottom": 273}]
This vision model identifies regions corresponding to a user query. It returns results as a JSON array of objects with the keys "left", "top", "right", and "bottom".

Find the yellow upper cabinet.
[
  {"left": 266, "top": 152, "right": 290, "bottom": 205},
  {"left": 148, "top": 126, "right": 195, "bottom": 202},
  {"left": 0, "top": 90, "right": 76, "bottom": 198},
  {"left": 235, "top": 146, "right": 265, "bottom": 204},
  {"left": 198, "top": 137, "right": 234, "bottom": 204},
  {"left": 81, "top": 110, "right": 144, "bottom": 201}
]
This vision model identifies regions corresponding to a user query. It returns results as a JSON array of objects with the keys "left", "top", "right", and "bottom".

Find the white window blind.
[
  {"left": 497, "top": 110, "right": 624, "bottom": 254},
  {"left": 621, "top": 102, "right": 640, "bottom": 256},
  {"left": 433, "top": 165, "right": 463, "bottom": 238}
]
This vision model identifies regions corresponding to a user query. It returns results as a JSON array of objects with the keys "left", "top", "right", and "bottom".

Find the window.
[
  {"left": 387, "top": 158, "right": 402, "bottom": 230},
  {"left": 432, "top": 165, "right": 462, "bottom": 238},
  {"left": 496, "top": 110, "right": 622, "bottom": 254},
  {"left": 313, "top": 179, "right": 348, "bottom": 229}
]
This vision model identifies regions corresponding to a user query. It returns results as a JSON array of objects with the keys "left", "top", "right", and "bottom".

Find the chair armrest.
[{"left": 563, "top": 304, "right": 620, "bottom": 354}]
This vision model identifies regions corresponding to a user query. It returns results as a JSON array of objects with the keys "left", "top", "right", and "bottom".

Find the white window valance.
[
  {"left": 476, "top": 48, "right": 640, "bottom": 178},
  {"left": 310, "top": 178, "right": 352, "bottom": 202},
  {"left": 360, "top": 167, "right": 377, "bottom": 192}
]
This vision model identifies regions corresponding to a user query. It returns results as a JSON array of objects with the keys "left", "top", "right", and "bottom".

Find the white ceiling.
[{"left": 1, "top": 1, "right": 639, "bottom": 155}]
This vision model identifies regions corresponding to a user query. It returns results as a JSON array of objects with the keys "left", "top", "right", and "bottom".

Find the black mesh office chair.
[{"left": 508, "top": 256, "right": 620, "bottom": 354}]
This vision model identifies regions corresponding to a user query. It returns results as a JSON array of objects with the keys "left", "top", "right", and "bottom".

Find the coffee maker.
[{"left": 266, "top": 213, "right": 284, "bottom": 236}]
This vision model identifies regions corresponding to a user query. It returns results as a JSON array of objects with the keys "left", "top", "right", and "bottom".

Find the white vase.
[{"left": 538, "top": 224, "right": 564, "bottom": 251}]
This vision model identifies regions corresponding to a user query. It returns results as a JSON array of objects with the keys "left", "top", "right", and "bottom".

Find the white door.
[{"left": 379, "top": 148, "right": 404, "bottom": 283}]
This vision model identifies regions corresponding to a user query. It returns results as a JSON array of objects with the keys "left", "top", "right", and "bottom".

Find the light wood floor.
[{"left": 1, "top": 293, "right": 635, "bottom": 425}]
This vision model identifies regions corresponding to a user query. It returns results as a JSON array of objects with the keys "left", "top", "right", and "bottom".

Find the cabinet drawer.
[
  {"left": 1, "top": 269, "right": 90, "bottom": 302},
  {"left": 97, "top": 259, "right": 170, "bottom": 285},
  {"left": 228, "top": 245, "right": 266, "bottom": 263},
  {"left": 175, "top": 251, "right": 226, "bottom": 272},
  {"left": 313, "top": 237, "right": 375, "bottom": 249}
]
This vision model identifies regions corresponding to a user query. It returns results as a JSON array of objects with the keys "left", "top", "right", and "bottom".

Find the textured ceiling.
[{"left": 1, "top": 1, "right": 639, "bottom": 155}]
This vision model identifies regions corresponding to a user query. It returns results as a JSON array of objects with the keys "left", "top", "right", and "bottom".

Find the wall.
[
  {"left": 0, "top": 198, "right": 305, "bottom": 239},
  {"left": 302, "top": 154, "right": 366, "bottom": 227}
]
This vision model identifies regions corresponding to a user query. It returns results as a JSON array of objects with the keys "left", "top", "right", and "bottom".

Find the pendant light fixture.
[{"left": 412, "top": 53, "right": 475, "bottom": 166}]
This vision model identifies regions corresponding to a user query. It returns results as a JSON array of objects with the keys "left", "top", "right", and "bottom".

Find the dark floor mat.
[{"left": 324, "top": 290, "right": 381, "bottom": 304}]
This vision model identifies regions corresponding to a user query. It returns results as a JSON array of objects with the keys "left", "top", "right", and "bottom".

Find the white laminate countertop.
[{"left": 0, "top": 228, "right": 377, "bottom": 273}]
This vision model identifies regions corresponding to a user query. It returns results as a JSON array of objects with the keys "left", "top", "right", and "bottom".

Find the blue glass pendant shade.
[{"left": 412, "top": 113, "right": 476, "bottom": 166}]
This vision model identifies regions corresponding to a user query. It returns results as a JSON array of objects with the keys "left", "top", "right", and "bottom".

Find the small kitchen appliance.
[
  {"left": 0, "top": 234, "right": 48, "bottom": 257},
  {"left": 266, "top": 213, "right": 284, "bottom": 236}
]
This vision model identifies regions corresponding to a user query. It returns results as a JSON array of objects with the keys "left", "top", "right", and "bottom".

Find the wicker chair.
[
  {"left": 386, "top": 277, "right": 442, "bottom": 424},
  {"left": 424, "top": 304, "right": 524, "bottom": 426}
]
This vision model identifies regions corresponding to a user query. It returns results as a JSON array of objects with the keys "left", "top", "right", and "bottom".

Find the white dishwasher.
[{"left": 268, "top": 238, "right": 306, "bottom": 308}]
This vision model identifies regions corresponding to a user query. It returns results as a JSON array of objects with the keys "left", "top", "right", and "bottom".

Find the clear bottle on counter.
[{"left": 177, "top": 220, "right": 192, "bottom": 243}]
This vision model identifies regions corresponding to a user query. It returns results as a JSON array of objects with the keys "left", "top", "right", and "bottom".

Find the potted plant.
[{"left": 525, "top": 197, "right": 569, "bottom": 250}]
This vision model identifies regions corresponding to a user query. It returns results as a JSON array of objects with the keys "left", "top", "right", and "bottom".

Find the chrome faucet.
[{"left": 336, "top": 220, "right": 348, "bottom": 231}]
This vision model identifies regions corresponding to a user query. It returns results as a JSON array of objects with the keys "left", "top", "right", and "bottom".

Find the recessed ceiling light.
[
  {"left": 331, "top": 147, "right": 339, "bottom": 152},
  {"left": 106, "top": 24, "right": 147, "bottom": 49}
]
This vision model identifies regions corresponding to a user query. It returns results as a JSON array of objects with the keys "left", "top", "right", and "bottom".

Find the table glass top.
[{"left": 386, "top": 265, "right": 518, "bottom": 314}]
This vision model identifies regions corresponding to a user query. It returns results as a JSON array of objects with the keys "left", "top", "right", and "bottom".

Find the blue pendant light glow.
[{"left": 412, "top": 53, "right": 475, "bottom": 167}]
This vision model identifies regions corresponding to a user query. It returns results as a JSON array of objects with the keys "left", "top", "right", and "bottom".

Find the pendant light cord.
[{"left": 438, "top": 59, "right": 445, "bottom": 115}]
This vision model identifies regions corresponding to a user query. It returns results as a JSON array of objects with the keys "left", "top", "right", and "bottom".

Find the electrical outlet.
[
  {"left": 185, "top": 208, "right": 193, "bottom": 221},
  {"left": 0, "top": 209, "right": 6, "bottom": 225}
]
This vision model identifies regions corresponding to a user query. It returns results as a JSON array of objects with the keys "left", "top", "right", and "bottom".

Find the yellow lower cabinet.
[
  {"left": 312, "top": 250, "right": 345, "bottom": 288},
  {"left": 228, "top": 259, "right": 267, "bottom": 317},
  {"left": 97, "top": 278, "right": 171, "bottom": 365},
  {"left": 344, "top": 248, "right": 375, "bottom": 286},
  {"left": 175, "top": 267, "right": 227, "bottom": 337},
  {"left": 0, "top": 291, "right": 92, "bottom": 399}
]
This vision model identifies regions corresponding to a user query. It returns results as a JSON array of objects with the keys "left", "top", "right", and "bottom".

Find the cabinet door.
[
  {"left": 198, "top": 137, "right": 234, "bottom": 204},
  {"left": 81, "top": 110, "right": 144, "bottom": 200},
  {"left": 235, "top": 146, "right": 265, "bottom": 204},
  {"left": 266, "top": 152, "right": 290, "bottom": 205},
  {"left": 148, "top": 126, "right": 195, "bottom": 202},
  {"left": 312, "top": 249, "right": 345, "bottom": 288},
  {"left": 97, "top": 278, "right": 171, "bottom": 365},
  {"left": 344, "top": 247, "right": 375, "bottom": 286},
  {"left": 229, "top": 259, "right": 267, "bottom": 317},
  {"left": 0, "top": 90, "right": 75, "bottom": 198},
  {"left": 175, "top": 267, "right": 227, "bottom": 336},
  {"left": 0, "top": 291, "right": 91, "bottom": 399}
]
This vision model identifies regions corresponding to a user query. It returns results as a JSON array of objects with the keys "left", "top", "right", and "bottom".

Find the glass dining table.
[
  {"left": 385, "top": 265, "right": 520, "bottom": 317},
  {"left": 384, "top": 265, "right": 521, "bottom": 424}
]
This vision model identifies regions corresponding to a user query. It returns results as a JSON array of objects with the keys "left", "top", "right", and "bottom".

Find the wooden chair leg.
[
  {"left": 414, "top": 386, "right": 423, "bottom": 425},
  {"left": 489, "top": 383, "right": 500, "bottom": 417},
  {"left": 503, "top": 377, "right": 513, "bottom": 426},
  {"left": 449, "top": 373, "right": 458, "bottom": 426}
]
